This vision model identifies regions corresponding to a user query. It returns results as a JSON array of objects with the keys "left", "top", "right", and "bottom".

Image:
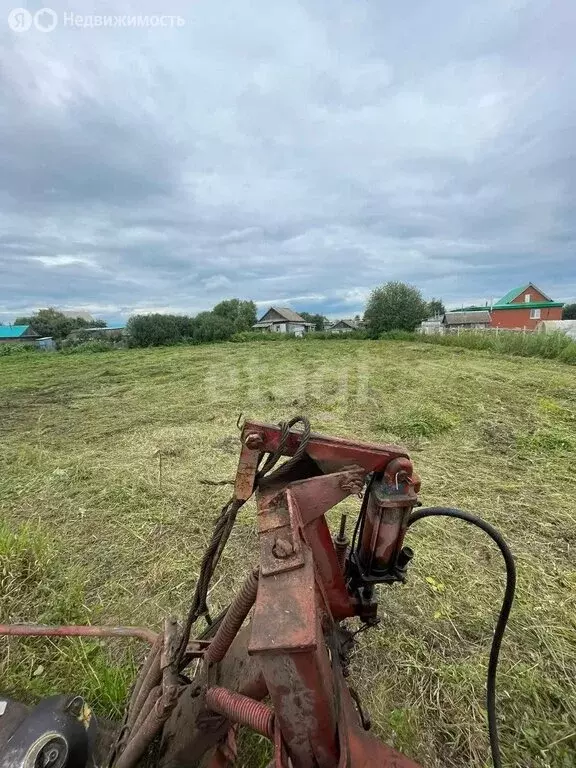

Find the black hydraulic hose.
[
  {"left": 406, "top": 507, "right": 516, "bottom": 768},
  {"left": 349, "top": 472, "right": 376, "bottom": 559}
]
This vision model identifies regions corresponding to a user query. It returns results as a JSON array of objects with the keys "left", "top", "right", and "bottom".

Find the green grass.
[
  {"left": 1, "top": 340, "right": 575, "bottom": 767},
  {"left": 420, "top": 329, "right": 576, "bottom": 364}
]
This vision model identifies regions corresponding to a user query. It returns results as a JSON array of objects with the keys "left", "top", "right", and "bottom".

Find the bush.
[
  {"left": 559, "top": 344, "right": 576, "bottom": 365},
  {"left": 126, "top": 314, "right": 186, "bottom": 347},
  {"left": 0, "top": 344, "right": 38, "bottom": 357},
  {"left": 189, "top": 313, "right": 235, "bottom": 343},
  {"left": 305, "top": 330, "right": 369, "bottom": 340},
  {"left": 127, "top": 312, "right": 236, "bottom": 347},
  {"left": 59, "top": 340, "right": 119, "bottom": 354}
]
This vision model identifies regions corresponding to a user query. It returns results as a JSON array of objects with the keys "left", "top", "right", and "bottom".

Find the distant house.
[
  {"left": 490, "top": 284, "right": 563, "bottom": 330},
  {"left": 36, "top": 337, "right": 56, "bottom": 351},
  {"left": 419, "top": 318, "right": 444, "bottom": 335},
  {"left": 443, "top": 310, "right": 491, "bottom": 331},
  {"left": 329, "top": 319, "right": 360, "bottom": 334},
  {"left": 253, "top": 307, "right": 315, "bottom": 337},
  {"left": 0, "top": 325, "right": 40, "bottom": 344}
]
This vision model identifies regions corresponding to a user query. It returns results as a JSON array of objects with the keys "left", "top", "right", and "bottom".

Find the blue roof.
[{"left": 0, "top": 325, "right": 33, "bottom": 339}]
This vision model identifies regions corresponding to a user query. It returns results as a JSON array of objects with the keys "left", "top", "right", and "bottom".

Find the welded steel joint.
[{"left": 338, "top": 469, "right": 365, "bottom": 496}]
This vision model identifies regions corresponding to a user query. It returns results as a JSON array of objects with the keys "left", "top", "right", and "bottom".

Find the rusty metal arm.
[
  {"left": 0, "top": 623, "right": 159, "bottom": 645},
  {"left": 234, "top": 419, "right": 411, "bottom": 500}
]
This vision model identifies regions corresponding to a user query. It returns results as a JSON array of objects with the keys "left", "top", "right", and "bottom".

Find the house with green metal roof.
[
  {"left": 0, "top": 325, "right": 40, "bottom": 344},
  {"left": 490, "top": 283, "right": 563, "bottom": 330}
]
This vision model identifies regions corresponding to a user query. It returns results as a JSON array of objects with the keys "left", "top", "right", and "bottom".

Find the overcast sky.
[{"left": 1, "top": 0, "right": 575, "bottom": 323}]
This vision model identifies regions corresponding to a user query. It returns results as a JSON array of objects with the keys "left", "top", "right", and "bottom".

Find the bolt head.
[
  {"left": 245, "top": 432, "right": 264, "bottom": 450},
  {"left": 272, "top": 537, "right": 294, "bottom": 559}
]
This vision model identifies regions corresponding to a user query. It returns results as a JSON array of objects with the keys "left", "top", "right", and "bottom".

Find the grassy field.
[{"left": 1, "top": 339, "right": 575, "bottom": 767}]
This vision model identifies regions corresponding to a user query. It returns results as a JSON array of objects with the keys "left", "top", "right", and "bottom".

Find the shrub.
[
  {"left": 126, "top": 314, "right": 186, "bottom": 347},
  {"left": 559, "top": 344, "right": 576, "bottom": 365},
  {"left": 189, "top": 313, "right": 235, "bottom": 343},
  {"left": 59, "top": 340, "right": 119, "bottom": 354},
  {"left": 0, "top": 344, "right": 38, "bottom": 357},
  {"left": 127, "top": 312, "right": 236, "bottom": 347},
  {"left": 305, "top": 330, "right": 369, "bottom": 340}
]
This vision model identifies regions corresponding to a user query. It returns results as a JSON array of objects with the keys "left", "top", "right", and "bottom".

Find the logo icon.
[
  {"left": 34, "top": 7, "right": 57, "bottom": 32},
  {"left": 7, "top": 7, "right": 32, "bottom": 31}
]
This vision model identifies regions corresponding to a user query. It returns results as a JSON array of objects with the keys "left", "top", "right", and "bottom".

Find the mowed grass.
[{"left": 1, "top": 340, "right": 575, "bottom": 767}]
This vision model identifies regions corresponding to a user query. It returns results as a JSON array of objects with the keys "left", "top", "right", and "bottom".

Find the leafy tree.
[
  {"left": 190, "top": 312, "right": 235, "bottom": 342},
  {"left": 562, "top": 303, "right": 576, "bottom": 320},
  {"left": 364, "top": 282, "right": 428, "bottom": 336},
  {"left": 14, "top": 308, "right": 105, "bottom": 339},
  {"left": 212, "top": 299, "right": 257, "bottom": 332},
  {"left": 127, "top": 311, "right": 236, "bottom": 347},
  {"left": 126, "top": 314, "right": 184, "bottom": 347},
  {"left": 427, "top": 298, "right": 445, "bottom": 318},
  {"left": 300, "top": 312, "right": 328, "bottom": 331}
]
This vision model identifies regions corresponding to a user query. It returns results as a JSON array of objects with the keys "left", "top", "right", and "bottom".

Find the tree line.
[
  {"left": 124, "top": 286, "right": 444, "bottom": 345},
  {"left": 126, "top": 299, "right": 257, "bottom": 346},
  {"left": 9, "top": 286, "right": 572, "bottom": 350},
  {"left": 2, "top": 287, "right": 444, "bottom": 347}
]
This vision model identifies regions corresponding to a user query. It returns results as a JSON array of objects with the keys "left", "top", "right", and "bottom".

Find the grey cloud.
[{"left": 0, "top": 0, "right": 575, "bottom": 323}]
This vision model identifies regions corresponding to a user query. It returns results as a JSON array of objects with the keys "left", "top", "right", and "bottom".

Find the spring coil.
[
  {"left": 205, "top": 687, "right": 274, "bottom": 739},
  {"left": 204, "top": 568, "right": 259, "bottom": 664}
]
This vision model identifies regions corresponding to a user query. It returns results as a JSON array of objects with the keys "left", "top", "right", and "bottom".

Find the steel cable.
[{"left": 175, "top": 416, "right": 311, "bottom": 666}]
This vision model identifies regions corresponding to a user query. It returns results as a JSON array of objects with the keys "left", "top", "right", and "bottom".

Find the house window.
[
  {"left": 524, "top": 294, "right": 531, "bottom": 302},
  {"left": 530, "top": 309, "right": 541, "bottom": 319}
]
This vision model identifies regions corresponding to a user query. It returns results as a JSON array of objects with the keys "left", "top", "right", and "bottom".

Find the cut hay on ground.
[{"left": 1, "top": 340, "right": 575, "bottom": 767}]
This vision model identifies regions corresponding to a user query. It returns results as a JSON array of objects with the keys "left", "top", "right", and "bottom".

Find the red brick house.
[{"left": 490, "top": 284, "right": 563, "bottom": 330}]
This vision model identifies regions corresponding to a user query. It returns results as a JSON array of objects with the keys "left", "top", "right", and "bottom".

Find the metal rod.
[
  {"left": 130, "top": 685, "right": 162, "bottom": 738},
  {"left": 125, "top": 633, "right": 163, "bottom": 733},
  {"left": 114, "top": 688, "right": 179, "bottom": 768},
  {"left": 126, "top": 646, "right": 162, "bottom": 732},
  {"left": 335, "top": 514, "right": 349, "bottom": 572},
  {"left": 0, "top": 623, "right": 158, "bottom": 645}
]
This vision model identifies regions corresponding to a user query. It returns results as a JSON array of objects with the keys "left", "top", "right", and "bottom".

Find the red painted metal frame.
[
  {"left": 0, "top": 420, "right": 423, "bottom": 767},
  {"left": 225, "top": 420, "right": 422, "bottom": 767}
]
